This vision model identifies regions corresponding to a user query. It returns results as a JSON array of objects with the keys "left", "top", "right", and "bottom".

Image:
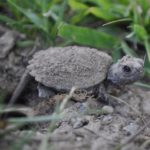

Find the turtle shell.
[{"left": 27, "top": 46, "right": 112, "bottom": 91}]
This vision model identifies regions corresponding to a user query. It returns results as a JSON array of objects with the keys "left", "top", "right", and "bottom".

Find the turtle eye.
[{"left": 122, "top": 65, "right": 131, "bottom": 73}]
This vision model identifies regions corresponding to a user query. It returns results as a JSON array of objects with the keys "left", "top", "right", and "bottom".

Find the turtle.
[{"left": 10, "top": 46, "right": 144, "bottom": 103}]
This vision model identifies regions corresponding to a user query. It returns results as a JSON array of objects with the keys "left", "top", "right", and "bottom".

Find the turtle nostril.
[{"left": 123, "top": 65, "right": 131, "bottom": 73}]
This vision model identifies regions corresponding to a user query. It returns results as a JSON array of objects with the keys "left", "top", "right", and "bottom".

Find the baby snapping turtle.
[{"left": 10, "top": 46, "right": 144, "bottom": 102}]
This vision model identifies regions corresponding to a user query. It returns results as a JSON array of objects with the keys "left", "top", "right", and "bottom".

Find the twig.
[
  {"left": 59, "top": 87, "right": 76, "bottom": 111},
  {"left": 8, "top": 71, "right": 30, "bottom": 106},
  {"left": 8, "top": 38, "right": 39, "bottom": 107}
]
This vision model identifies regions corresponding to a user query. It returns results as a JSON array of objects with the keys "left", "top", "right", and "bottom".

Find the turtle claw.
[{"left": 37, "top": 83, "right": 56, "bottom": 98}]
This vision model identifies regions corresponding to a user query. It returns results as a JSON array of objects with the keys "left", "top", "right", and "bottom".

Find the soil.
[{"left": 0, "top": 25, "right": 150, "bottom": 150}]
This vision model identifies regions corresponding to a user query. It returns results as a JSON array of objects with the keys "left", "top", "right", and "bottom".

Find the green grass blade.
[
  {"left": 68, "top": 0, "right": 88, "bottom": 10},
  {"left": 102, "top": 18, "right": 131, "bottom": 26},
  {"left": 8, "top": 114, "right": 62, "bottom": 124},
  {"left": 8, "top": 0, "right": 49, "bottom": 33},
  {"left": 58, "top": 23, "right": 120, "bottom": 49},
  {"left": 89, "top": 7, "right": 115, "bottom": 20},
  {"left": 133, "top": 24, "right": 148, "bottom": 41},
  {"left": 134, "top": 82, "right": 150, "bottom": 89},
  {"left": 144, "top": 57, "right": 150, "bottom": 75},
  {"left": 0, "top": 14, "right": 20, "bottom": 25},
  {"left": 121, "top": 41, "right": 137, "bottom": 56},
  {"left": 144, "top": 40, "right": 150, "bottom": 62}
]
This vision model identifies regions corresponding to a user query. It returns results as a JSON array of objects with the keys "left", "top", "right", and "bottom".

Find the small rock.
[
  {"left": 0, "top": 31, "right": 15, "bottom": 58},
  {"left": 0, "top": 30, "right": 25, "bottom": 59},
  {"left": 70, "top": 117, "right": 89, "bottom": 129},
  {"left": 102, "top": 105, "right": 114, "bottom": 114},
  {"left": 123, "top": 122, "right": 139, "bottom": 135},
  {"left": 101, "top": 115, "right": 113, "bottom": 125}
]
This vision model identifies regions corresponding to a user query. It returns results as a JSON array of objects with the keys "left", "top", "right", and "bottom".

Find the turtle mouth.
[{"left": 107, "top": 71, "right": 144, "bottom": 85}]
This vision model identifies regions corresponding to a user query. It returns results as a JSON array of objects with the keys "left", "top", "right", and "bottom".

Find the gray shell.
[{"left": 27, "top": 46, "right": 112, "bottom": 91}]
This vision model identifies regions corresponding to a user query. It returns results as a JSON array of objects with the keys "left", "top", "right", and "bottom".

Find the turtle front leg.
[
  {"left": 37, "top": 83, "right": 56, "bottom": 98},
  {"left": 97, "top": 84, "right": 109, "bottom": 103},
  {"left": 97, "top": 84, "right": 121, "bottom": 106}
]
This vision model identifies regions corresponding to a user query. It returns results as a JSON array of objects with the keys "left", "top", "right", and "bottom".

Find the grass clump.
[{"left": 0, "top": 0, "right": 150, "bottom": 76}]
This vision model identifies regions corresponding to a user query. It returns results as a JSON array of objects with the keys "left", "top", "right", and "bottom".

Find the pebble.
[
  {"left": 102, "top": 105, "right": 114, "bottom": 114},
  {"left": 123, "top": 122, "right": 139, "bottom": 135},
  {"left": 101, "top": 115, "right": 113, "bottom": 125}
]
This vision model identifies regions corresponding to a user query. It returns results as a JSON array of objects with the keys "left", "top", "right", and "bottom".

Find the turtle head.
[{"left": 107, "top": 56, "right": 144, "bottom": 85}]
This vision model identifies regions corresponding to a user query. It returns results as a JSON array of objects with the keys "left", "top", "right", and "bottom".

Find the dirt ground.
[{"left": 0, "top": 25, "right": 150, "bottom": 150}]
